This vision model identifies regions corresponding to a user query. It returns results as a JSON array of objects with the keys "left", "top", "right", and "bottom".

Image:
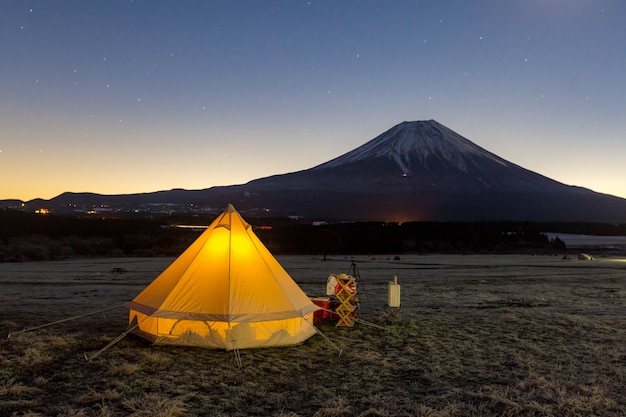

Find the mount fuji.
[
  {"left": 229, "top": 120, "right": 626, "bottom": 221},
  {"left": 6, "top": 120, "right": 626, "bottom": 222}
]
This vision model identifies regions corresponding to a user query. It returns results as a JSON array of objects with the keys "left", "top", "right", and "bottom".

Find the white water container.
[{"left": 387, "top": 275, "right": 401, "bottom": 307}]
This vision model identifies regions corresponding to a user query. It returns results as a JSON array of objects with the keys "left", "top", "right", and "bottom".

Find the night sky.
[{"left": 2, "top": 1, "right": 625, "bottom": 201}]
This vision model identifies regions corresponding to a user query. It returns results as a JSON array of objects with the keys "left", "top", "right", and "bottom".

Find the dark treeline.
[
  {"left": 3, "top": 208, "right": 626, "bottom": 262},
  {"left": 0, "top": 209, "right": 198, "bottom": 262},
  {"left": 256, "top": 221, "right": 569, "bottom": 256}
]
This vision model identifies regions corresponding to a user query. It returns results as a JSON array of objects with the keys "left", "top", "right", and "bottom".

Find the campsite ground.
[{"left": 2, "top": 254, "right": 626, "bottom": 416}]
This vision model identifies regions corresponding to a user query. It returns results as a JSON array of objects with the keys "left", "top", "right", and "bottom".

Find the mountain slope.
[
  {"left": 235, "top": 120, "right": 626, "bottom": 221},
  {"left": 242, "top": 120, "right": 561, "bottom": 192},
  {"left": 5, "top": 120, "right": 626, "bottom": 222}
]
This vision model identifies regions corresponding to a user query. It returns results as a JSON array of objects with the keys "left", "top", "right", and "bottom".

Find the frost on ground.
[{"left": 1, "top": 254, "right": 626, "bottom": 416}]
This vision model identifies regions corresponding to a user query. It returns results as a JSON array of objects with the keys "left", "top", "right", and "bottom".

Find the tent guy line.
[{"left": 6, "top": 304, "right": 126, "bottom": 340}]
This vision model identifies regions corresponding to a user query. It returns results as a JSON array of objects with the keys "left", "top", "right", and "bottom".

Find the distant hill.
[{"left": 4, "top": 120, "right": 626, "bottom": 222}]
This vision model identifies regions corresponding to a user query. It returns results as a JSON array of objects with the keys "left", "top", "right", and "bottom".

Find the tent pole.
[
  {"left": 232, "top": 344, "right": 243, "bottom": 368},
  {"left": 227, "top": 320, "right": 243, "bottom": 368}
]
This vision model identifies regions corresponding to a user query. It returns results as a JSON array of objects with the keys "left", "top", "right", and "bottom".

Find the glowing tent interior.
[{"left": 126, "top": 204, "right": 320, "bottom": 350}]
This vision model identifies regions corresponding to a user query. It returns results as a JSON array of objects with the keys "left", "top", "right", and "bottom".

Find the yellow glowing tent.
[{"left": 126, "top": 204, "right": 319, "bottom": 350}]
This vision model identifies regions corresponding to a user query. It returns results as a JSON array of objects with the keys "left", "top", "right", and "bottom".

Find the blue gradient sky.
[{"left": 2, "top": 1, "right": 625, "bottom": 201}]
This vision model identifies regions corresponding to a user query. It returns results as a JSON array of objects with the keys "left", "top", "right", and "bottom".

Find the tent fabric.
[{"left": 126, "top": 204, "right": 319, "bottom": 350}]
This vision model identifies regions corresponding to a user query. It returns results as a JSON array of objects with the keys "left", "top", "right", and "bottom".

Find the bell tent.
[{"left": 126, "top": 204, "right": 320, "bottom": 350}]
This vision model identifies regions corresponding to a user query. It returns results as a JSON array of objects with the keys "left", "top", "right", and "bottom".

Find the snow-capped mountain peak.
[{"left": 315, "top": 120, "right": 508, "bottom": 175}]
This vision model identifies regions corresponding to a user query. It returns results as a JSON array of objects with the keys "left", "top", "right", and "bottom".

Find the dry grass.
[
  {"left": 121, "top": 393, "right": 186, "bottom": 416},
  {"left": 1, "top": 254, "right": 626, "bottom": 416},
  {"left": 0, "top": 378, "right": 42, "bottom": 397},
  {"left": 76, "top": 388, "right": 122, "bottom": 405},
  {"left": 108, "top": 361, "right": 141, "bottom": 377}
]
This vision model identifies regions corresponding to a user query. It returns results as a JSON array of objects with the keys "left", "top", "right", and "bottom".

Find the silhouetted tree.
[{"left": 551, "top": 236, "right": 567, "bottom": 251}]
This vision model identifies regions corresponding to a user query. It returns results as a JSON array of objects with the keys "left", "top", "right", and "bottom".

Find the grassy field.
[{"left": 2, "top": 254, "right": 626, "bottom": 416}]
